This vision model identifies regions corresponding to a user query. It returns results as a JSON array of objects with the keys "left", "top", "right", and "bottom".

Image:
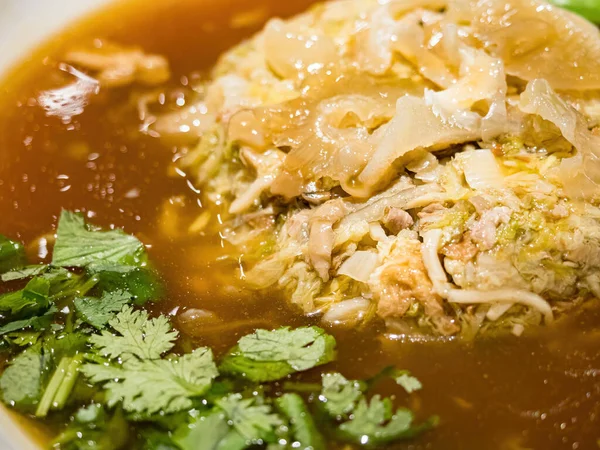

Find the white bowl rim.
[{"left": 0, "top": 0, "right": 110, "bottom": 79}]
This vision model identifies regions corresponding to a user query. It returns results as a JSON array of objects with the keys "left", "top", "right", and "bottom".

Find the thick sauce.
[{"left": 0, "top": 0, "right": 599, "bottom": 448}]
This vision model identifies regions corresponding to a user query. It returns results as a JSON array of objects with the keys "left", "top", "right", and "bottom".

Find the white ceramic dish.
[{"left": 0, "top": 2, "right": 111, "bottom": 447}]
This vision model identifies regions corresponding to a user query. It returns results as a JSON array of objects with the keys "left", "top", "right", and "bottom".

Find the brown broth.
[{"left": 1, "top": 0, "right": 600, "bottom": 448}]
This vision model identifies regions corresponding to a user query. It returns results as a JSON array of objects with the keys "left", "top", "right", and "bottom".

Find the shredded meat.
[
  {"left": 373, "top": 265, "right": 419, "bottom": 317},
  {"left": 307, "top": 199, "right": 347, "bottom": 281},
  {"left": 469, "top": 207, "right": 512, "bottom": 250},
  {"left": 417, "top": 203, "right": 447, "bottom": 226},
  {"left": 468, "top": 195, "right": 491, "bottom": 215},
  {"left": 369, "top": 234, "right": 458, "bottom": 335},
  {"left": 383, "top": 207, "right": 414, "bottom": 234},
  {"left": 441, "top": 236, "right": 478, "bottom": 262}
]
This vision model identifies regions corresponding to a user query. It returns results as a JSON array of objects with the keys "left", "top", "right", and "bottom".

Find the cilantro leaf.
[
  {"left": 366, "top": 366, "right": 423, "bottom": 394},
  {"left": 0, "top": 235, "right": 26, "bottom": 273},
  {"left": 0, "top": 306, "right": 57, "bottom": 335},
  {"left": 0, "top": 277, "right": 50, "bottom": 316},
  {"left": 216, "top": 393, "right": 283, "bottom": 444},
  {"left": 1, "top": 265, "right": 49, "bottom": 282},
  {"left": 44, "top": 331, "right": 89, "bottom": 362},
  {"left": 0, "top": 343, "right": 47, "bottom": 411},
  {"left": 337, "top": 395, "right": 437, "bottom": 446},
  {"left": 0, "top": 268, "right": 96, "bottom": 310},
  {"left": 174, "top": 410, "right": 247, "bottom": 450},
  {"left": 75, "top": 403, "right": 104, "bottom": 423},
  {"left": 3, "top": 331, "right": 41, "bottom": 348},
  {"left": 82, "top": 347, "right": 218, "bottom": 415},
  {"left": 74, "top": 290, "right": 133, "bottom": 329},
  {"left": 219, "top": 351, "right": 295, "bottom": 383},
  {"left": 52, "top": 210, "right": 145, "bottom": 268},
  {"left": 89, "top": 306, "right": 177, "bottom": 360},
  {"left": 276, "top": 393, "right": 325, "bottom": 450},
  {"left": 83, "top": 308, "right": 215, "bottom": 415},
  {"left": 238, "top": 327, "right": 335, "bottom": 371},
  {"left": 88, "top": 264, "right": 162, "bottom": 305},
  {"left": 320, "top": 372, "right": 364, "bottom": 417},
  {"left": 2, "top": 266, "right": 76, "bottom": 285},
  {"left": 395, "top": 371, "right": 422, "bottom": 394},
  {"left": 220, "top": 327, "right": 336, "bottom": 382},
  {"left": 549, "top": 0, "right": 600, "bottom": 24},
  {"left": 0, "top": 269, "right": 94, "bottom": 333}
]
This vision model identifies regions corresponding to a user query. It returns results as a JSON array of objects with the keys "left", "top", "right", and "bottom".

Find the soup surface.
[{"left": 1, "top": 0, "right": 600, "bottom": 449}]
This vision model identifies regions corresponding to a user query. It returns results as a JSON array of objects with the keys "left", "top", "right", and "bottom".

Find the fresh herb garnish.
[
  {"left": 0, "top": 235, "right": 26, "bottom": 273},
  {"left": 1, "top": 264, "right": 48, "bottom": 282},
  {"left": 220, "top": 326, "right": 336, "bottom": 382},
  {"left": 320, "top": 372, "right": 365, "bottom": 417},
  {"left": 36, "top": 354, "right": 84, "bottom": 418},
  {"left": 335, "top": 396, "right": 438, "bottom": 446},
  {"left": 0, "top": 212, "right": 439, "bottom": 449},
  {"left": 2, "top": 330, "right": 41, "bottom": 348},
  {"left": 83, "top": 347, "right": 219, "bottom": 416},
  {"left": 550, "top": 0, "right": 600, "bottom": 24},
  {"left": 216, "top": 393, "right": 283, "bottom": 443},
  {"left": 82, "top": 306, "right": 218, "bottom": 415},
  {"left": 395, "top": 370, "right": 423, "bottom": 394},
  {"left": 87, "top": 263, "right": 161, "bottom": 305},
  {"left": 87, "top": 306, "right": 177, "bottom": 360},
  {"left": 74, "top": 290, "right": 134, "bottom": 330},
  {"left": 0, "top": 343, "right": 46, "bottom": 411},
  {"left": 52, "top": 210, "right": 145, "bottom": 268},
  {"left": 0, "top": 211, "right": 158, "bottom": 337},
  {"left": 0, "top": 306, "right": 57, "bottom": 336},
  {"left": 276, "top": 393, "right": 326, "bottom": 450},
  {"left": 174, "top": 410, "right": 243, "bottom": 450},
  {"left": 0, "top": 277, "right": 51, "bottom": 316}
]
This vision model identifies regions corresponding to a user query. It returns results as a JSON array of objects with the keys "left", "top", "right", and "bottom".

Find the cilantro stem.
[
  {"left": 276, "top": 393, "right": 326, "bottom": 450},
  {"left": 36, "top": 356, "right": 72, "bottom": 418},
  {"left": 83, "top": 352, "right": 109, "bottom": 365},
  {"left": 77, "top": 275, "right": 100, "bottom": 297},
  {"left": 365, "top": 366, "right": 396, "bottom": 390},
  {"left": 51, "top": 429, "right": 80, "bottom": 447},
  {"left": 65, "top": 312, "right": 74, "bottom": 334},
  {"left": 50, "top": 274, "right": 99, "bottom": 302},
  {"left": 52, "top": 353, "right": 83, "bottom": 410},
  {"left": 281, "top": 381, "right": 322, "bottom": 393}
]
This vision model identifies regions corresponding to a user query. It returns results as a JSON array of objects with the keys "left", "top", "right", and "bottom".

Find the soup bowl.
[{"left": 2, "top": 0, "right": 600, "bottom": 449}]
